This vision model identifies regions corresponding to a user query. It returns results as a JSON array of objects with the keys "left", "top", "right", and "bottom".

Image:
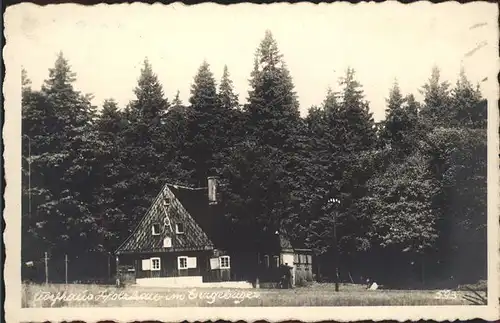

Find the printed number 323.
[{"left": 435, "top": 290, "right": 458, "bottom": 299}]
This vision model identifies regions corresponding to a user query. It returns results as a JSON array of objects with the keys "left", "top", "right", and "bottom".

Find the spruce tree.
[
  {"left": 93, "top": 99, "right": 129, "bottom": 251},
  {"left": 337, "top": 67, "right": 377, "bottom": 153},
  {"left": 183, "top": 60, "right": 221, "bottom": 185},
  {"left": 246, "top": 30, "right": 300, "bottom": 148},
  {"left": 306, "top": 69, "right": 378, "bottom": 269},
  {"left": 128, "top": 58, "right": 169, "bottom": 124},
  {"left": 22, "top": 53, "right": 104, "bottom": 260},
  {"left": 217, "top": 65, "right": 246, "bottom": 157},
  {"left": 221, "top": 31, "right": 302, "bottom": 251},
  {"left": 97, "top": 99, "right": 123, "bottom": 134},
  {"left": 120, "top": 58, "right": 173, "bottom": 230},
  {"left": 450, "top": 68, "right": 485, "bottom": 128},
  {"left": 189, "top": 60, "right": 218, "bottom": 113},
  {"left": 382, "top": 81, "right": 420, "bottom": 157},
  {"left": 218, "top": 65, "right": 239, "bottom": 110},
  {"left": 21, "top": 68, "right": 52, "bottom": 266},
  {"left": 419, "top": 66, "right": 452, "bottom": 128},
  {"left": 172, "top": 90, "right": 183, "bottom": 109}
]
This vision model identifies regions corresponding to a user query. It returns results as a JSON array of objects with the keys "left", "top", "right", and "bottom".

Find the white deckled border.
[
  {"left": 4, "top": 2, "right": 499, "bottom": 322},
  {"left": 14, "top": 305, "right": 498, "bottom": 322}
]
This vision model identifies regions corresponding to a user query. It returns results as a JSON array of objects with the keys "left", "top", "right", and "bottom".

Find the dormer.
[{"left": 175, "top": 223, "right": 184, "bottom": 234}]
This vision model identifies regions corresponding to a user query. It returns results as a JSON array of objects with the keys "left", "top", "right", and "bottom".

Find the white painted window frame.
[
  {"left": 178, "top": 256, "right": 188, "bottom": 270},
  {"left": 152, "top": 223, "right": 160, "bottom": 236},
  {"left": 150, "top": 257, "right": 161, "bottom": 271},
  {"left": 175, "top": 223, "right": 184, "bottom": 234},
  {"left": 219, "top": 256, "right": 230, "bottom": 269},
  {"left": 163, "top": 237, "right": 172, "bottom": 248}
]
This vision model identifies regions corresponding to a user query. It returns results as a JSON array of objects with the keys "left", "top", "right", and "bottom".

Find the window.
[
  {"left": 163, "top": 198, "right": 171, "bottom": 207},
  {"left": 176, "top": 223, "right": 184, "bottom": 234},
  {"left": 178, "top": 256, "right": 188, "bottom": 270},
  {"left": 306, "top": 255, "right": 312, "bottom": 264},
  {"left": 187, "top": 257, "right": 197, "bottom": 269},
  {"left": 141, "top": 259, "right": 151, "bottom": 270},
  {"left": 263, "top": 255, "right": 269, "bottom": 268},
  {"left": 210, "top": 258, "right": 220, "bottom": 269},
  {"left": 273, "top": 255, "right": 280, "bottom": 267},
  {"left": 152, "top": 224, "right": 160, "bottom": 235},
  {"left": 220, "top": 256, "right": 230, "bottom": 269},
  {"left": 163, "top": 237, "right": 172, "bottom": 248},
  {"left": 150, "top": 257, "right": 161, "bottom": 271},
  {"left": 299, "top": 254, "right": 307, "bottom": 264}
]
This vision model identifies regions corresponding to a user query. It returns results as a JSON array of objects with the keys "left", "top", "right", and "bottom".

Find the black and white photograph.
[{"left": 3, "top": 1, "right": 499, "bottom": 321}]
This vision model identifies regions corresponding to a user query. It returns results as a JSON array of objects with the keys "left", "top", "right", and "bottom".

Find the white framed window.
[
  {"left": 152, "top": 223, "right": 160, "bottom": 235},
  {"left": 176, "top": 223, "right": 184, "bottom": 234},
  {"left": 163, "top": 198, "right": 171, "bottom": 207},
  {"left": 219, "top": 256, "right": 230, "bottom": 269},
  {"left": 163, "top": 237, "right": 172, "bottom": 248},
  {"left": 150, "top": 257, "right": 161, "bottom": 271},
  {"left": 178, "top": 256, "right": 188, "bottom": 270}
]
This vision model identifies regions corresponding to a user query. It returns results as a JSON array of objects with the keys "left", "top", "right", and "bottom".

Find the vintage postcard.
[{"left": 3, "top": 2, "right": 499, "bottom": 322}]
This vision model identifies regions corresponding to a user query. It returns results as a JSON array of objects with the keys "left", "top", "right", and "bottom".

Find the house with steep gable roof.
[
  {"left": 115, "top": 177, "right": 313, "bottom": 288},
  {"left": 115, "top": 178, "right": 233, "bottom": 286}
]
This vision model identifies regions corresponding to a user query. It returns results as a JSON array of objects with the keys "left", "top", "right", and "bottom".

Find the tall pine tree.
[
  {"left": 183, "top": 60, "right": 226, "bottom": 185},
  {"left": 245, "top": 30, "right": 300, "bottom": 148},
  {"left": 419, "top": 67, "right": 452, "bottom": 128},
  {"left": 306, "top": 68, "right": 378, "bottom": 279},
  {"left": 450, "top": 68, "right": 486, "bottom": 129},
  {"left": 120, "top": 58, "right": 173, "bottom": 231},
  {"left": 221, "top": 31, "right": 302, "bottom": 252},
  {"left": 23, "top": 52, "right": 103, "bottom": 260},
  {"left": 218, "top": 65, "right": 239, "bottom": 110},
  {"left": 381, "top": 81, "right": 420, "bottom": 157},
  {"left": 93, "top": 99, "right": 129, "bottom": 251}
]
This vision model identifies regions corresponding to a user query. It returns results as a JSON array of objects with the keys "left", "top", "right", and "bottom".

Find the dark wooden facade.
[{"left": 115, "top": 179, "right": 313, "bottom": 286}]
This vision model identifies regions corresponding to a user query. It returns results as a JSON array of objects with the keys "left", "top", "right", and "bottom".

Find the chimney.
[{"left": 208, "top": 176, "right": 218, "bottom": 205}]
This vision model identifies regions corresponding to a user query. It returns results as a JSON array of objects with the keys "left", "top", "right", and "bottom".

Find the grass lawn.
[{"left": 22, "top": 282, "right": 481, "bottom": 307}]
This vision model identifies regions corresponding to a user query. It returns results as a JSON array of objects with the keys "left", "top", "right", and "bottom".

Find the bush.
[
  {"left": 457, "top": 280, "right": 487, "bottom": 291},
  {"left": 295, "top": 276, "right": 312, "bottom": 287}
]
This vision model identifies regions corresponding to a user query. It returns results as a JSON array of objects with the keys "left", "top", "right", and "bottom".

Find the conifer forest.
[{"left": 21, "top": 31, "right": 488, "bottom": 288}]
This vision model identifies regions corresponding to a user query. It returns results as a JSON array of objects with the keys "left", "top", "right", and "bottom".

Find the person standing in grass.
[
  {"left": 278, "top": 263, "right": 287, "bottom": 288},
  {"left": 284, "top": 263, "right": 293, "bottom": 289}
]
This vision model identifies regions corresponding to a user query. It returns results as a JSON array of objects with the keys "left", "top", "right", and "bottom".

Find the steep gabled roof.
[
  {"left": 116, "top": 183, "right": 214, "bottom": 255},
  {"left": 169, "top": 186, "right": 227, "bottom": 247}
]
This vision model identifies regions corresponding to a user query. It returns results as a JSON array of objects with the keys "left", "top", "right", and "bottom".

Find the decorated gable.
[{"left": 116, "top": 184, "right": 214, "bottom": 254}]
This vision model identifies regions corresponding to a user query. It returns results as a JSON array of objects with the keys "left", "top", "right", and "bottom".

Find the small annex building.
[{"left": 115, "top": 177, "right": 314, "bottom": 288}]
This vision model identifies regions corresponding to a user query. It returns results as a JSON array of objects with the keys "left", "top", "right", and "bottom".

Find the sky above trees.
[{"left": 8, "top": 2, "right": 496, "bottom": 121}]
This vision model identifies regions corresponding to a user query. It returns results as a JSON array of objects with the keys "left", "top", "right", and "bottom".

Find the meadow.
[{"left": 22, "top": 282, "right": 481, "bottom": 307}]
